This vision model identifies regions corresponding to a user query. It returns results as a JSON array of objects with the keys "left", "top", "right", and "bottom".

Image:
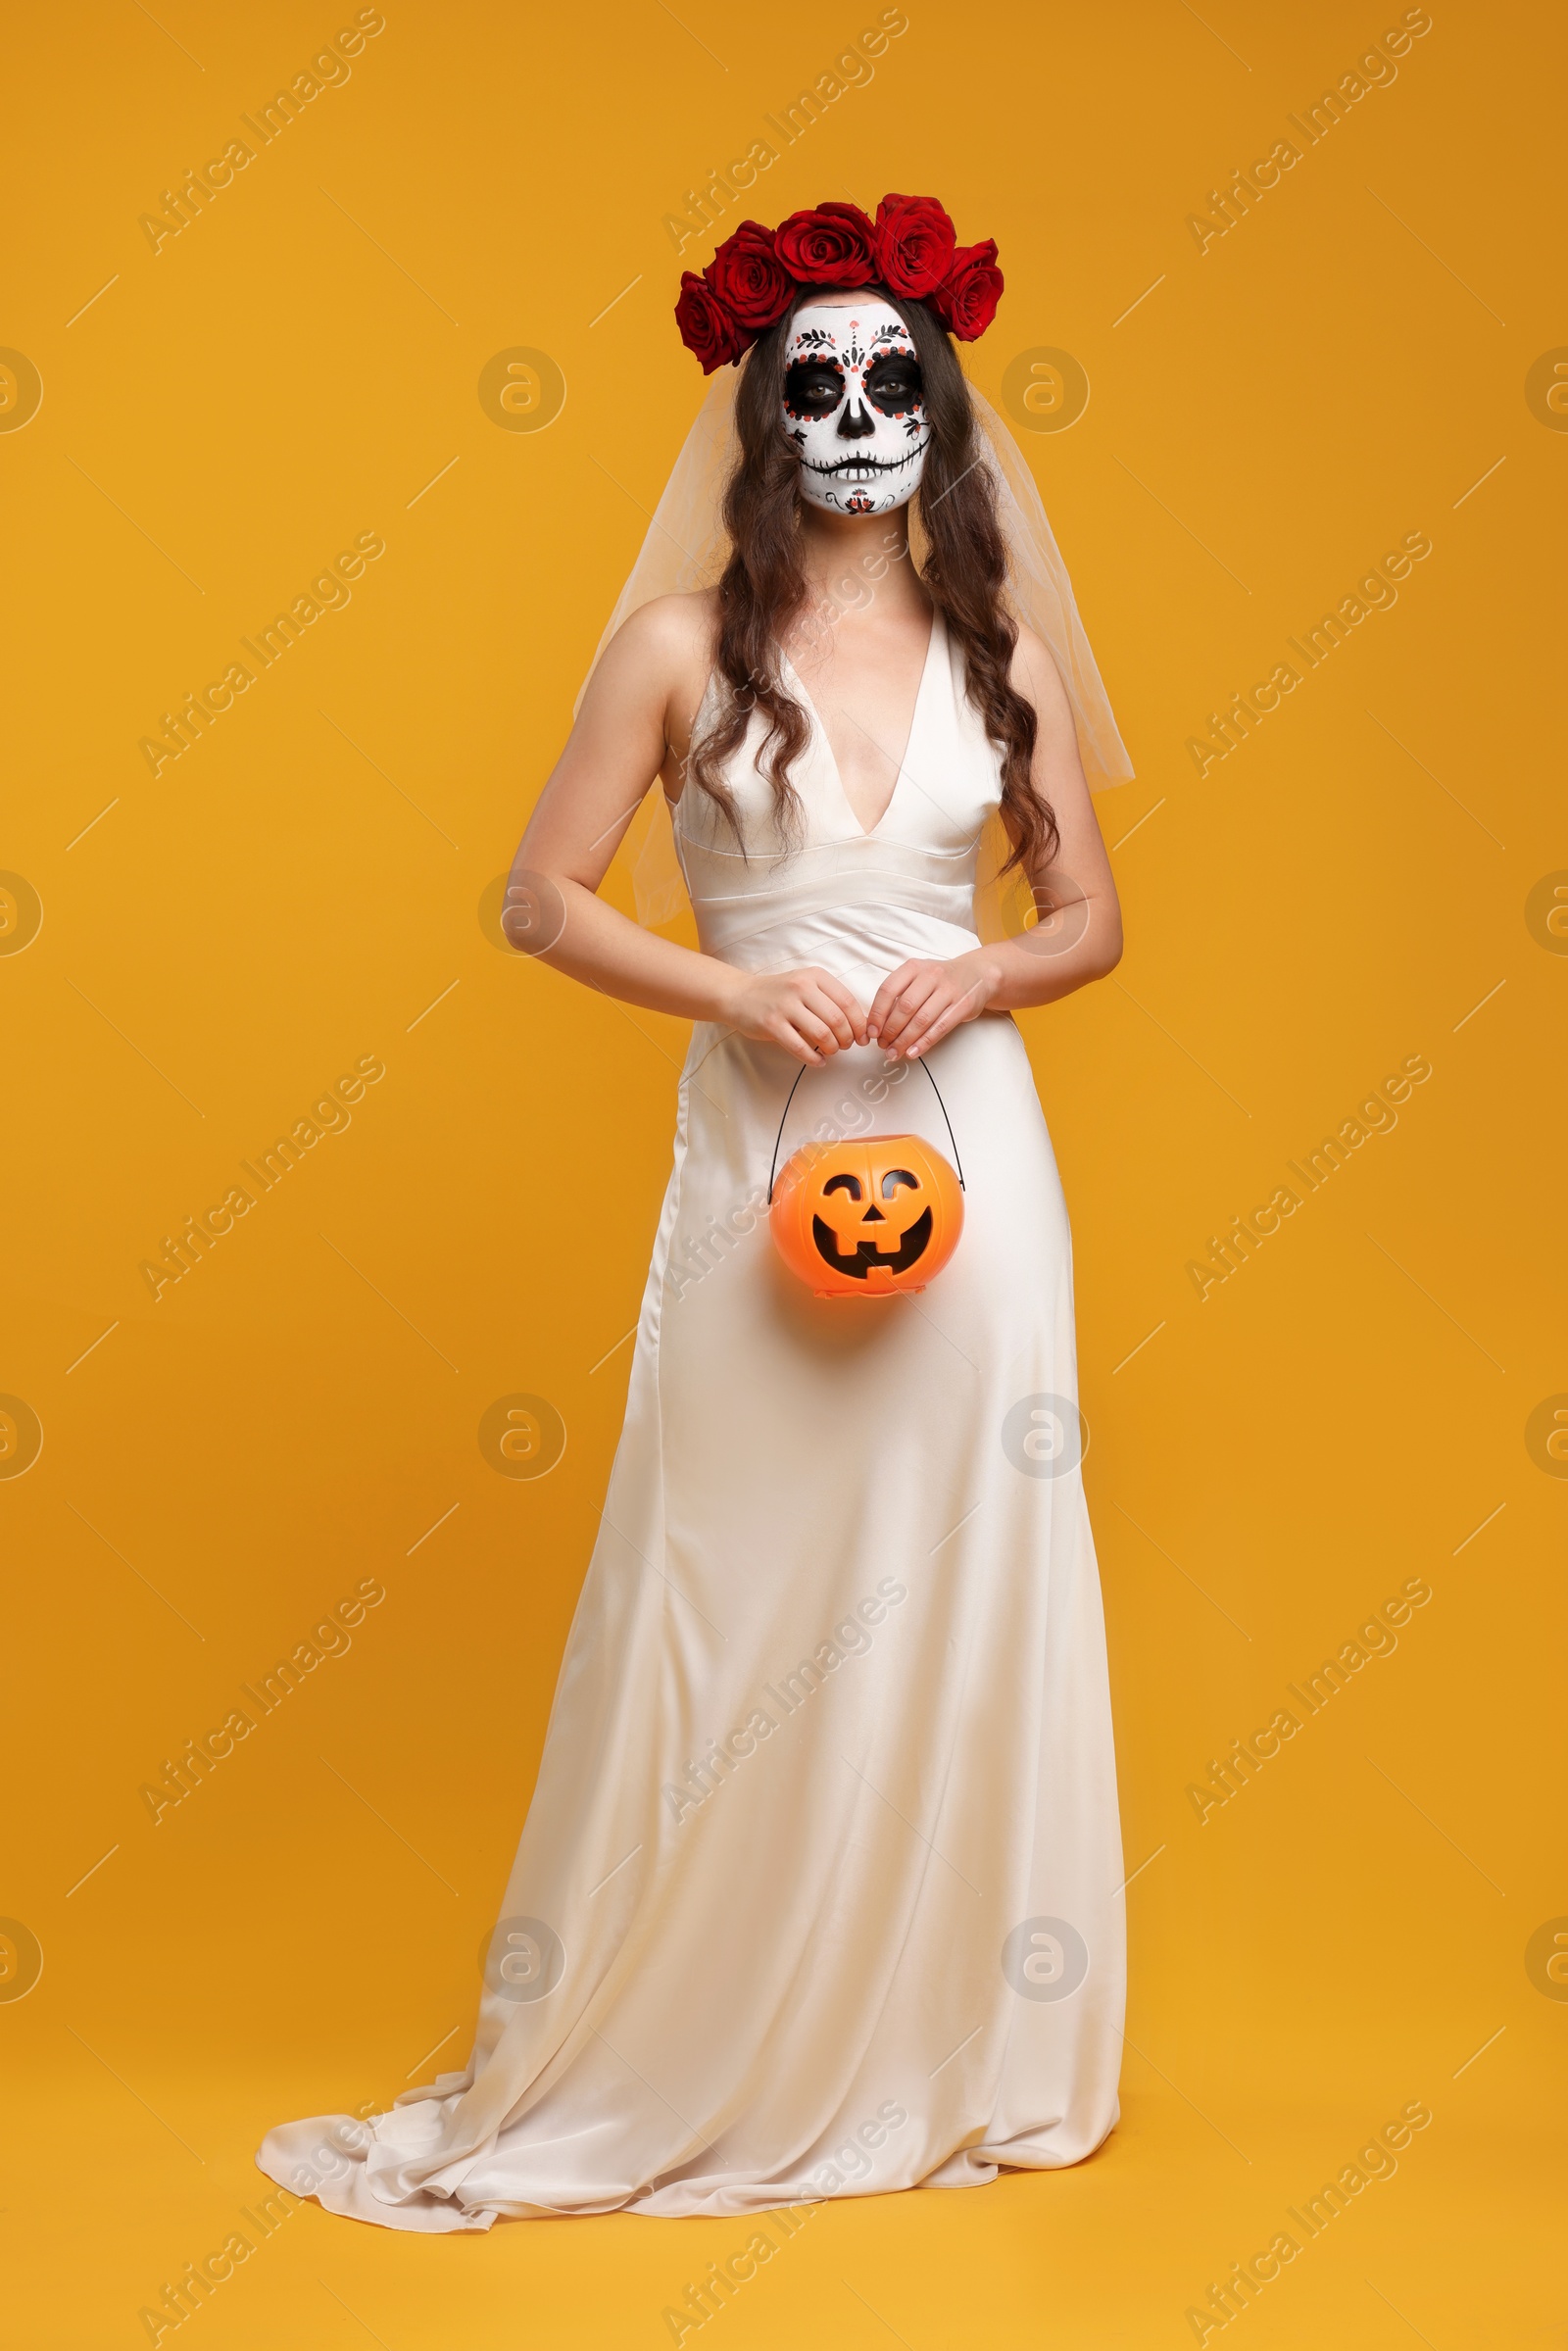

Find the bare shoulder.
[
  {"left": 601, "top": 589, "right": 717, "bottom": 708},
  {"left": 1007, "top": 622, "right": 1073, "bottom": 724}
]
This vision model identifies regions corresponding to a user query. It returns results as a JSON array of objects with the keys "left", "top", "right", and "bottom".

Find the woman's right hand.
[{"left": 722, "top": 967, "right": 870, "bottom": 1064}]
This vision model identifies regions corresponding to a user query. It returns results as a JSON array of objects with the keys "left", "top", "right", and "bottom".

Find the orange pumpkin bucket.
[{"left": 767, "top": 1064, "right": 965, "bottom": 1299}]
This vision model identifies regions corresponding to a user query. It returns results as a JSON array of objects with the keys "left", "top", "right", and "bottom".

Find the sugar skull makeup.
[{"left": 783, "top": 301, "right": 929, "bottom": 516}]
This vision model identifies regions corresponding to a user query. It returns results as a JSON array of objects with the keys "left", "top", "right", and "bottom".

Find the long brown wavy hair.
[{"left": 687, "top": 285, "right": 1055, "bottom": 875}]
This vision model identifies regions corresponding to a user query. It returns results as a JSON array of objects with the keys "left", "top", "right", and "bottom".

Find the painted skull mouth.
[
  {"left": 811, "top": 1206, "right": 933, "bottom": 1280},
  {"left": 803, "top": 448, "right": 924, "bottom": 482}
]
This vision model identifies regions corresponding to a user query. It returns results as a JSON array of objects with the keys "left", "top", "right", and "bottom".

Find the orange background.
[{"left": 3, "top": 1, "right": 1563, "bottom": 2344}]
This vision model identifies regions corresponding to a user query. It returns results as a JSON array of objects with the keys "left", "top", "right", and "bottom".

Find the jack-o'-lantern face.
[
  {"left": 770, "top": 1133, "right": 963, "bottom": 1298},
  {"left": 811, "top": 1161, "right": 933, "bottom": 1277}
]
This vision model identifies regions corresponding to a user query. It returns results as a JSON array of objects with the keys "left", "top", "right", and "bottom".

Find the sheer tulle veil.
[{"left": 578, "top": 363, "right": 1133, "bottom": 929}]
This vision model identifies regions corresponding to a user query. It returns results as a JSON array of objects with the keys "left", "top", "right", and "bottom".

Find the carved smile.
[{"left": 810, "top": 1207, "right": 933, "bottom": 1280}]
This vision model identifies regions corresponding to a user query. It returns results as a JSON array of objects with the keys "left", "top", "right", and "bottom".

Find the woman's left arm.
[{"left": 867, "top": 627, "right": 1123, "bottom": 1059}]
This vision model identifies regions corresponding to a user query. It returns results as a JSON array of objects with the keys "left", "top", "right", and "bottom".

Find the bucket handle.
[{"left": 766, "top": 1053, "right": 965, "bottom": 1204}]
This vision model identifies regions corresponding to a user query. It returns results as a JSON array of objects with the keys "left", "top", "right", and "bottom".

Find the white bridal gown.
[{"left": 259, "top": 610, "right": 1125, "bottom": 2226}]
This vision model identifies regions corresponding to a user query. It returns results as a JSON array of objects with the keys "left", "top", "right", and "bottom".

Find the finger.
[
  {"left": 873, "top": 979, "right": 922, "bottom": 1047},
  {"left": 866, "top": 965, "right": 919, "bottom": 1042},
  {"left": 814, "top": 973, "right": 870, "bottom": 1045},
  {"left": 892, "top": 987, "right": 960, "bottom": 1059},
  {"left": 876, "top": 998, "right": 917, "bottom": 1050},
  {"left": 775, "top": 1018, "right": 824, "bottom": 1065},
  {"left": 903, "top": 1003, "right": 960, "bottom": 1059},
  {"left": 803, "top": 986, "right": 856, "bottom": 1052},
  {"left": 904, "top": 981, "right": 982, "bottom": 1060},
  {"left": 792, "top": 1004, "right": 842, "bottom": 1056},
  {"left": 869, "top": 963, "right": 930, "bottom": 1039},
  {"left": 880, "top": 974, "right": 942, "bottom": 1050},
  {"left": 804, "top": 982, "right": 851, "bottom": 1048}
]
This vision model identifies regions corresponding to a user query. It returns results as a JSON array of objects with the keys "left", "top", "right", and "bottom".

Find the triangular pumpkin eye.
[{"left": 880, "top": 1169, "right": 919, "bottom": 1198}]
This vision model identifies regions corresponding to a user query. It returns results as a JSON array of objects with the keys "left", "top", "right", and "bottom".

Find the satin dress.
[{"left": 259, "top": 610, "right": 1126, "bottom": 2226}]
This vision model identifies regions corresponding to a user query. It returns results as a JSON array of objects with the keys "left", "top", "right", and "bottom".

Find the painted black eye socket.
[
  {"left": 784, "top": 361, "right": 846, "bottom": 416},
  {"left": 866, "top": 357, "right": 923, "bottom": 416},
  {"left": 823, "top": 1173, "right": 863, "bottom": 1200},
  {"left": 881, "top": 1169, "right": 919, "bottom": 1198}
]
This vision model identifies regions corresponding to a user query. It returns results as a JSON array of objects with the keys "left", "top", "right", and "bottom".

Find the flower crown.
[{"left": 675, "top": 194, "right": 1004, "bottom": 374}]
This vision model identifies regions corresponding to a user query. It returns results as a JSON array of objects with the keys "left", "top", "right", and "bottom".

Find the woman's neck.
[{"left": 795, "top": 503, "right": 928, "bottom": 618}]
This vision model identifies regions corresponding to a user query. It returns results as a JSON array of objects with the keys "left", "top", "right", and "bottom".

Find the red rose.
[
  {"left": 774, "top": 202, "right": 877, "bottom": 287},
  {"left": 707, "top": 220, "right": 795, "bottom": 332},
  {"left": 871, "top": 193, "right": 956, "bottom": 300},
  {"left": 935, "top": 238, "right": 1004, "bottom": 341},
  {"left": 674, "top": 269, "right": 747, "bottom": 373}
]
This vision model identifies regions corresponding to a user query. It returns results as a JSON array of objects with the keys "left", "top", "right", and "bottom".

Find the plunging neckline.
[{"left": 778, "top": 609, "right": 942, "bottom": 842}]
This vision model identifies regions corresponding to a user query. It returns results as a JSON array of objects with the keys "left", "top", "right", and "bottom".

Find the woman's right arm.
[{"left": 510, "top": 595, "right": 867, "bottom": 1066}]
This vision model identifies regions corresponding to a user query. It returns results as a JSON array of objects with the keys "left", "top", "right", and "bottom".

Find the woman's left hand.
[{"left": 867, "top": 949, "right": 1004, "bottom": 1060}]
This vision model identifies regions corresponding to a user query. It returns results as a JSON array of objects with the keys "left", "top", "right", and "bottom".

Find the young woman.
[{"left": 261, "top": 194, "right": 1133, "bottom": 2229}]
